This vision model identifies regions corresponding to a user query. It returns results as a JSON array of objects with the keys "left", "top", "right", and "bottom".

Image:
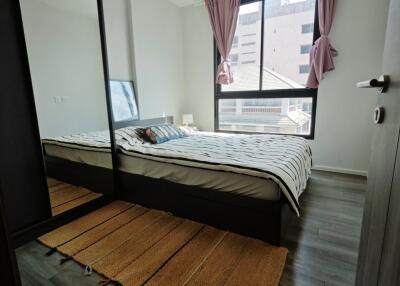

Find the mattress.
[
  {"left": 43, "top": 144, "right": 113, "bottom": 169},
  {"left": 43, "top": 144, "right": 281, "bottom": 201}
]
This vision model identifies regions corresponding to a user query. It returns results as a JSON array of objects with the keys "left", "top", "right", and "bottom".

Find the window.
[
  {"left": 215, "top": 0, "right": 318, "bottom": 138},
  {"left": 299, "top": 64, "right": 310, "bottom": 74},
  {"left": 302, "top": 23, "right": 314, "bottom": 34},
  {"left": 219, "top": 98, "right": 313, "bottom": 135},
  {"left": 239, "top": 11, "right": 259, "bottom": 25},
  {"left": 229, "top": 53, "right": 239, "bottom": 66},
  {"left": 300, "top": 44, "right": 312, "bottom": 54}
]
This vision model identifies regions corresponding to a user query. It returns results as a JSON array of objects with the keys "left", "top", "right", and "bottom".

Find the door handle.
[{"left": 357, "top": 75, "right": 390, "bottom": 93}]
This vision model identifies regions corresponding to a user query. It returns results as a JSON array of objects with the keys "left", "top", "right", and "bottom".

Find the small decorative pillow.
[{"left": 142, "top": 124, "right": 187, "bottom": 144}]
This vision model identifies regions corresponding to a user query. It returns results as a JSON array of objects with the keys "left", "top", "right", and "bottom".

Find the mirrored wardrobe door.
[{"left": 19, "top": 0, "right": 115, "bottom": 216}]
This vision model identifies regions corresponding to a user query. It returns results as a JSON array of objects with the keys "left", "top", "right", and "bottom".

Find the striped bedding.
[
  {"left": 42, "top": 131, "right": 112, "bottom": 152},
  {"left": 118, "top": 132, "right": 312, "bottom": 216},
  {"left": 43, "top": 130, "right": 312, "bottom": 215}
]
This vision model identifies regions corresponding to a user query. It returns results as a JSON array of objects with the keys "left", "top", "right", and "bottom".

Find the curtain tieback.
[
  {"left": 313, "top": 34, "right": 338, "bottom": 57},
  {"left": 217, "top": 60, "right": 234, "bottom": 85}
]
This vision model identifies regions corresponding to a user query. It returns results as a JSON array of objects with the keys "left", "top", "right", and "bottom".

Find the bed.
[
  {"left": 42, "top": 130, "right": 114, "bottom": 195},
  {"left": 42, "top": 117, "right": 312, "bottom": 245}
]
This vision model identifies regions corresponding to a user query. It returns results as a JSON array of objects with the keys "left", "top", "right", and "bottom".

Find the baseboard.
[{"left": 312, "top": 165, "right": 368, "bottom": 178}]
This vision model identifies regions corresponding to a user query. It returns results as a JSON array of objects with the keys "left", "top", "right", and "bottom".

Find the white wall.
[
  {"left": 130, "top": 0, "right": 185, "bottom": 123},
  {"left": 103, "top": 0, "right": 135, "bottom": 81},
  {"left": 20, "top": 0, "right": 109, "bottom": 138},
  {"left": 182, "top": 6, "right": 215, "bottom": 131},
  {"left": 308, "top": 0, "right": 389, "bottom": 176},
  {"left": 182, "top": 0, "right": 389, "bottom": 176}
]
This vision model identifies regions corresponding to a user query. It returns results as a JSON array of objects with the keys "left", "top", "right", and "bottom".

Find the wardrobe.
[{"left": 0, "top": 0, "right": 117, "bottom": 284}]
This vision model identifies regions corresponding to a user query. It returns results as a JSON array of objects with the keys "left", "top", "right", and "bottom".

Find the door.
[{"left": 356, "top": 0, "right": 400, "bottom": 285}]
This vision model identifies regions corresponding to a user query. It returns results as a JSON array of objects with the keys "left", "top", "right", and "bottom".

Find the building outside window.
[
  {"left": 301, "top": 23, "right": 314, "bottom": 34},
  {"left": 300, "top": 44, "right": 312, "bottom": 54},
  {"left": 299, "top": 64, "right": 310, "bottom": 74},
  {"left": 242, "top": 42, "right": 257, "bottom": 46},
  {"left": 239, "top": 11, "right": 259, "bottom": 25},
  {"left": 232, "top": 36, "right": 239, "bottom": 48},
  {"left": 229, "top": 53, "right": 239, "bottom": 66}
]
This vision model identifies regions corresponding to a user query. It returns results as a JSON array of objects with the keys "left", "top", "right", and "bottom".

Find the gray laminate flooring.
[
  {"left": 15, "top": 170, "right": 366, "bottom": 286},
  {"left": 280, "top": 171, "right": 366, "bottom": 286},
  {"left": 15, "top": 242, "right": 118, "bottom": 286}
]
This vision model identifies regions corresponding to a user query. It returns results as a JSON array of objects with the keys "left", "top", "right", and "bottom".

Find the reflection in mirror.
[
  {"left": 20, "top": 0, "right": 113, "bottom": 216},
  {"left": 110, "top": 80, "right": 139, "bottom": 123}
]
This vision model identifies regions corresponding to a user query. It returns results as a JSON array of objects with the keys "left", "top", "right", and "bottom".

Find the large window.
[{"left": 215, "top": 0, "right": 318, "bottom": 138}]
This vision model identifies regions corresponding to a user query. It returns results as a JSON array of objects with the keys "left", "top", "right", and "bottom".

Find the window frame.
[{"left": 214, "top": 0, "right": 320, "bottom": 139}]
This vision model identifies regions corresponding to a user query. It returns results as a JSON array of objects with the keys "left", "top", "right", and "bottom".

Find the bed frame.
[
  {"left": 115, "top": 116, "right": 294, "bottom": 245},
  {"left": 119, "top": 173, "right": 292, "bottom": 245},
  {"left": 44, "top": 116, "right": 295, "bottom": 245},
  {"left": 44, "top": 155, "right": 114, "bottom": 196}
]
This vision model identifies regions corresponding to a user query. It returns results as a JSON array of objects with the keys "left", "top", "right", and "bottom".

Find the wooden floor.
[
  {"left": 16, "top": 171, "right": 366, "bottom": 286},
  {"left": 47, "top": 178, "right": 102, "bottom": 216},
  {"left": 280, "top": 171, "right": 366, "bottom": 286}
]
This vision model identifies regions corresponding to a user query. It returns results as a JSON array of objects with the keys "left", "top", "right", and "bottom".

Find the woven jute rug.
[{"left": 39, "top": 201, "right": 288, "bottom": 286}]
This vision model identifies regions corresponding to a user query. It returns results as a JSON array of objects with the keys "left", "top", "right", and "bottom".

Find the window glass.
[
  {"left": 232, "top": 36, "right": 239, "bottom": 48},
  {"left": 300, "top": 44, "right": 312, "bottom": 54},
  {"left": 301, "top": 23, "right": 314, "bottom": 34},
  {"left": 221, "top": 1, "right": 262, "bottom": 92},
  {"left": 299, "top": 64, "right": 310, "bottom": 74},
  {"left": 216, "top": 0, "right": 318, "bottom": 138},
  {"left": 218, "top": 97, "right": 313, "bottom": 135},
  {"left": 263, "top": 0, "right": 316, "bottom": 89}
]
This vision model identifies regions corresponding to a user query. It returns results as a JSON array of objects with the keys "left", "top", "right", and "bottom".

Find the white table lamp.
[{"left": 182, "top": 114, "right": 194, "bottom": 127}]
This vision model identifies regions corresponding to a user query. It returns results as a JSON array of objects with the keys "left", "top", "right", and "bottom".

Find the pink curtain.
[
  {"left": 205, "top": 0, "right": 240, "bottom": 85},
  {"left": 306, "top": 0, "right": 338, "bottom": 88}
]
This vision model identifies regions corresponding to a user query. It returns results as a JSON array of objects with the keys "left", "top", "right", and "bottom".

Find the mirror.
[{"left": 19, "top": 0, "right": 114, "bottom": 216}]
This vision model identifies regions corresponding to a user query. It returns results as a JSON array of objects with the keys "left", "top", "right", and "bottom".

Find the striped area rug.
[
  {"left": 47, "top": 178, "right": 102, "bottom": 216},
  {"left": 38, "top": 201, "right": 288, "bottom": 286}
]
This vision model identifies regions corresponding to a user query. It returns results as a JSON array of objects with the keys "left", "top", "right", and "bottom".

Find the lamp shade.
[{"left": 182, "top": 114, "right": 194, "bottom": 125}]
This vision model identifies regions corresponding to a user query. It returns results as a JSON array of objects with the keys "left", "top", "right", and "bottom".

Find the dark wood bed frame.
[
  {"left": 44, "top": 116, "right": 295, "bottom": 246},
  {"left": 44, "top": 155, "right": 114, "bottom": 196},
  {"left": 119, "top": 173, "right": 292, "bottom": 245}
]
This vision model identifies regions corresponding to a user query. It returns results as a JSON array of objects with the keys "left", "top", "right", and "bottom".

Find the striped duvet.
[
  {"left": 118, "top": 132, "right": 312, "bottom": 215},
  {"left": 42, "top": 131, "right": 112, "bottom": 152},
  {"left": 43, "top": 131, "right": 312, "bottom": 215}
]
